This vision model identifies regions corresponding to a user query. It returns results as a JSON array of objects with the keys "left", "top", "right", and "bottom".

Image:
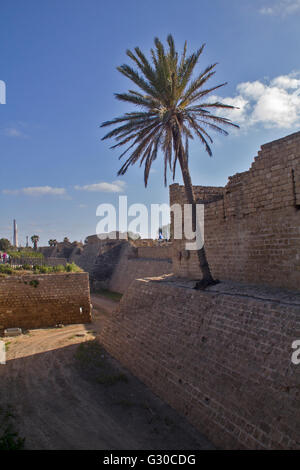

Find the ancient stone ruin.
[
  {"left": 41, "top": 234, "right": 173, "bottom": 293},
  {"left": 99, "top": 131, "right": 300, "bottom": 450},
  {"left": 170, "top": 130, "right": 300, "bottom": 291}
]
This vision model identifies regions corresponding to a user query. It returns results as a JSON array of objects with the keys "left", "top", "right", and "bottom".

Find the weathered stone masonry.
[
  {"left": 99, "top": 278, "right": 300, "bottom": 450},
  {"left": 99, "top": 132, "right": 300, "bottom": 450},
  {"left": 170, "top": 131, "right": 300, "bottom": 291},
  {"left": 108, "top": 241, "right": 172, "bottom": 293},
  {"left": 65, "top": 235, "right": 173, "bottom": 293},
  {"left": 0, "top": 273, "right": 91, "bottom": 329}
]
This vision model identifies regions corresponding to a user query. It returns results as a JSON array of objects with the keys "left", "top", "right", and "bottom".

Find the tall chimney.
[{"left": 13, "top": 219, "right": 18, "bottom": 247}]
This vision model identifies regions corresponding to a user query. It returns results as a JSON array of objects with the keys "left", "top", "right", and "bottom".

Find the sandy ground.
[{"left": 0, "top": 294, "right": 214, "bottom": 450}]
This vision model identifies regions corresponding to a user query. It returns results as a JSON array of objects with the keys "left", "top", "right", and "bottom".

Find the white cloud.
[
  {"left": 259, "top": 0, "right": 300, "bottom": 16},
  {"left": 260, "top": 6, "right": 274, "bottom": 15},
  {"left": 237, "top": 81, "right": 266, "bottom": 99},
  {"left": 212, "top": 72, "right": 300, "bottom": 129},
  {"left": 74, "top": 180, "right": 126, "bottom": 193},
  {"left": 270, "top": 75, "right": 300, "bottom": 89},
  {"left": 3, "top": 127, "right": 27, "bottom": 138},
  {"left": 252, "top": 86, "right": 300, "bottom": 127},
  {"left": 2, "top": 186, "right": 67, "bottom": 196},
  {"left": 214, "top": 95, "right": 249, "bottom": 123}
]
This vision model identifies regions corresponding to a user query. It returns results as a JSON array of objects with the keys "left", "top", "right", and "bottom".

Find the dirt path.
[{"left": 0, "top": 297, "right": 214, "bottom": 450}]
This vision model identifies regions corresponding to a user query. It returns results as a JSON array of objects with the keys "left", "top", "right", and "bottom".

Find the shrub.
[
  {"left": 8, "top": 250, "right": 44, "bottom": 259},
  {"left": 0, "top": 406, "right": 25, "bottom": 450},
  {"left": 53, "top": 264, "right": 66, "bottom": 273},
  {"left": 37, "top": 266, "right": 48, "bottom": 274},
  {"left": 0, "top": 261, "right": 82, "bottom": 276},
  {"left": 0, "top": 265, "right": 13, "bottom": 275},
  {"left": 65, "top": 262, "right": 82, "bottom": 273},
  {"left": 0, "top": 427, "right": 25, "bottom": 450}
]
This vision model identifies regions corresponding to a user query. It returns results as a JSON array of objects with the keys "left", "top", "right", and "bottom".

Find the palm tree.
[
  {"left": 31, "top": 235, "right": 39, "bottom": 251},
  {"left": 101, "top": 35, "right": 238, "bottom": 288}
]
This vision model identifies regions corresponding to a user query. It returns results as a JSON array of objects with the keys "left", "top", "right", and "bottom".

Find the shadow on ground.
[{"left": 0, "top": 304, "right": 214, "bottom": 450}]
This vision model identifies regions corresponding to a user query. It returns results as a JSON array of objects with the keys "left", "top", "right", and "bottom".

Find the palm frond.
[{"left": 101, "top": 35, "right": 239, "bottom": 187}]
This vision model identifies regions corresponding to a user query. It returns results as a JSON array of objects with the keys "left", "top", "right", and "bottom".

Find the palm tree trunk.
[{"left": 175, "top": 134, "right": 216, "bottom": 288}]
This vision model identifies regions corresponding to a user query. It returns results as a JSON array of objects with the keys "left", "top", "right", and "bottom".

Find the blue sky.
[{"left": 1, "top": 0, "right": 300, "bottom": 245}]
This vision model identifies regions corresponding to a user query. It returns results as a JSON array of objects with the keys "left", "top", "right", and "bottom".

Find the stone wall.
[
  {"left": 40, "top": 236, "right": 173, "bottom": 293},
  {"left": 10, "top": 256, "right": 68, "bottom": 267},
  {"left": 170, "top": 131, "right": 300, "bottom": 291},
  {"left": 67, "top": 235, "right": 173, "bottom": 294},
  {"left": 136, "top": 244, "right": 172, "bottom": 260},
  {"left": 0, "top": 273, "right": 91, "bottom": 330},
  {"left": 67, "top": 237, "right": 127, "bottom": 290},
  {"left": 99, "top": 277, "right": 300, "bottom": 450},
  {"left": 108, "top": 244, "right": 172, "bottom": 293},
  {"left": 45, "top": 257, "right": 68, "bottom": 266},
  {"left": 132, "top": 239, "right": 170, "bottom": 247},
  {"left": 68, "top": 239, "right": 103, "bottom": 273}
]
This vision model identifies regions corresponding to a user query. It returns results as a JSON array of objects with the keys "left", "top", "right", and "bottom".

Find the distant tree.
[
  {"left": 0, "top": 238, "right": 11, "bottom": 251},
  {"left": 63, "top": 237, "right": 70, "bottom": 244},
  {"left": 31, "top": 235, "right": 39, "bottom": 251},
  {"left": 48, "top": 239, "right": 57, "bottom": 247}
]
